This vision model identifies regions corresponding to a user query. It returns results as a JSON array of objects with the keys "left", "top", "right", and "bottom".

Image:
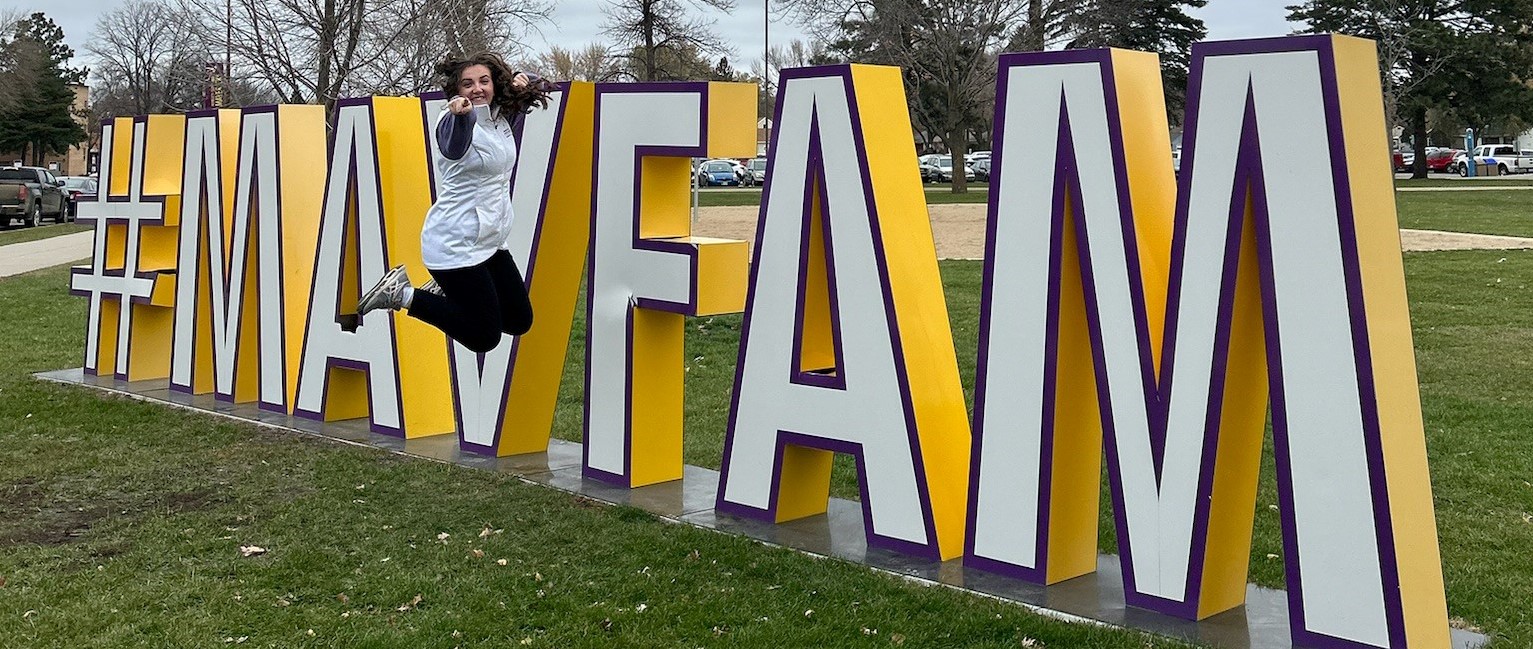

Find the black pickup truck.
[{"left": 0, "top": 166, "right": 70, "bottom": 228}]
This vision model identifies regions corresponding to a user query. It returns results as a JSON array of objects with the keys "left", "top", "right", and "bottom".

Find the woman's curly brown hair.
[{"left": 435, "top": 51, "right": 555, "bottom": 118}]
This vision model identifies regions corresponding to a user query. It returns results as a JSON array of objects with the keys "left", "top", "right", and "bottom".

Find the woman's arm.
[{"left": 436, "top": 108, "right": 476, "bottom": 160}]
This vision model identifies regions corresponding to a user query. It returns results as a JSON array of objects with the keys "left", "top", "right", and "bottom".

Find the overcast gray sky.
[{"left": 4, "top": 0, "right": 1298, "bottom": 78}]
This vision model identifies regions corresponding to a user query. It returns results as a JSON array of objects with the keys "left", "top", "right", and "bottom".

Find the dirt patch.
[
  {"left": 0, "top": 477, "right": 106, "bottom": 547},
  {"left": 693, "top": 204, "right": 1531, "bottom": 258},
  {"left": 0, "top": 478, "right": 220, "bottom": 548},
  {"left": 693, "top": 204, "right": 987, "bottom": 260}
]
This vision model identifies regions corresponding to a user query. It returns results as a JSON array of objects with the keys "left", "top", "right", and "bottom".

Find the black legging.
[{"left": 407, "top": 249, "right": 533, "bottom": 353}]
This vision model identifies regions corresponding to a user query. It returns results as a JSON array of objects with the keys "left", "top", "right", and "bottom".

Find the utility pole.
[{"left": 763, "top": 0, "right": 770, "bottom": 158}]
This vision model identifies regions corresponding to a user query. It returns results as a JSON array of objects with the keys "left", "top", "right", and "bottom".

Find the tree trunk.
[
  {"left": 642, "top": 0, "right": 657, "bottom": 81},
  {"left": 1023, "top": 0, "right": 1044, "bottom": 50},
  {"left": 946, "top": 135, "right": 968, "bottom": 193},
  {"left": 1411, "top": 105, "right": 1428, "bottom": 180},
  {"left": 947, "top": 83, "right": 967, "bottom": 193}
]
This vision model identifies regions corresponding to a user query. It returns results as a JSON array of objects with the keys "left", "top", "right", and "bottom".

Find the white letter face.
[
  {"left": 718, "top": 69, "right": 948, "bottom": 558},
  {"left": 292, "top": 100, "right": 403, "bottom": 434},
  {"left": 435, "top": 91, "right": 566, "bottom": 452},
  {"left": 169, "top": 109, "right": 287, "bottom": 408},
  {"left": 969, "top": 38, "right": 1443, "bottom": 648}
]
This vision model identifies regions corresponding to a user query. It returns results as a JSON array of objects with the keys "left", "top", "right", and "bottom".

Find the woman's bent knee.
[
  {"left": 505, "top": 313, "right": 533, "bottom": 336},
  {"left": 463, "top": 331, "right": 501, "bottom": 354}
]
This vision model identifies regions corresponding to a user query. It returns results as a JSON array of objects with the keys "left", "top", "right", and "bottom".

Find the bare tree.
[
  {"left": 527, "top": 43, "right": 625, "bottom": 82},
  {"left": 0, "top": 9, "right": 30, "bottom": 113},
  {"left": 85, "top": 0, "right": 209, "bottom": 115},
  {"left": 174, "top": 0, "right": 552, "bottom": 115},
  {"left": 349, "top": 0, "right": 554, "bottom": 96},
  {"left": 748, "top": 39, "right": 827, "bottom": 123},
  {"left": 786, "top": 0, "right": 1026, "bottom": 192},
  {"left": 601, "top": 0, "right": 737, "bottom": 81}
]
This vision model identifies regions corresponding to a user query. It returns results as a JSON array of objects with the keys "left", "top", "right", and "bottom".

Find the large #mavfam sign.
[{"left": 70, "top": 35, "right": 1450, "bottom": 647}]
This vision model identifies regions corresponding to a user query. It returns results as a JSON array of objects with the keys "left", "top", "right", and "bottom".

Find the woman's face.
[{"left": 457, "top": 64, "right": 493, "bottom": 105}]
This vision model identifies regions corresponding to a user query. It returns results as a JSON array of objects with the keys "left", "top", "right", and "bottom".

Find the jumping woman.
[{"left": 356, "top": 52, "right": 552, "bottom": 353}]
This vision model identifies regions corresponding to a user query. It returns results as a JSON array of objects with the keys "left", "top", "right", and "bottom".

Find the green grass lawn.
[
  {"left": 703, "top": 178, "right": 1533, "bottom": 223},
  {"left": 0, "top": 266, "right": 1181, "bottom": 648},
  {"left": 0, "top": 222, "right": 88, "bottom": 247},
  {"left": 1396, "top": 190, "right": 1533, "bottom": 238},
  {"left": 1395, "top": 176, "right": 1533, "bottom": 188},
  {"left": 4, "top": 245, "right": 1532, "bottom": 645},
  {"left": 696, "top": 184, "right": 990, "bottom": 207}
]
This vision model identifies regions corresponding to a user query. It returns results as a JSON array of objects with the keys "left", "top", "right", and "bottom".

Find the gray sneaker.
[
  {"left": 358, "top": 265, "right": 412, "bottom": 316},
  {"left": 419, "top": 278, "right": 445, "bottom": 297}
]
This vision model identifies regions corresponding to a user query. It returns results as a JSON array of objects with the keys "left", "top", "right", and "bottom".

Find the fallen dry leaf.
[
  {"left": 891, "top": 632, "right": 906, "bottom": 645},
  {"left": 497, "top": 559, "right": 508, "bottom": 566},
  {"left": 396, "top": 594, "right": 424, "bottom": 612},
  {"left": 238, "top": 546, "right": 267, "bottom": 557},
  {"left": 471, "top": 549, "right": 485, "bottom": 558},
  {"left": 336, "top": 593, "right": 350, "bottom": 604}
]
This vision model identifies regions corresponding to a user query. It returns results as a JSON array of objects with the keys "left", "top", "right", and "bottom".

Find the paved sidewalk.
[
  {"left": 1396, "top": 186, "right": 1533, "bottom": 192},
  {"left": 0, "top": 231, "right": 93, "bottom": 278},
  {"left": 2, "top": 212, "right": 1531, "bottom": 279}
]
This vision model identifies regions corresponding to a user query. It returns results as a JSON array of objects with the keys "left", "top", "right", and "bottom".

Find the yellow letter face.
[
  {"left": 584, "top": 82, "right": 755, "bottom": 487},
  {"left": 716, "top": 65, "right": 972, "bottom": 561}
]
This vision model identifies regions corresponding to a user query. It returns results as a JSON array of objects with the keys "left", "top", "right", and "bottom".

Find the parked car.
[
  {"left": 0, "top": 166, "right": 70, "bottom": 227},
  {"left": 744, "top": 157, "right": 767, "bottom": 186},
  {"left": 58, "top": 176, "right": 96, "bottom": 218},
  {"left": 1451, "top": 145, "right": 1533, "bottom": 176},
  {"left": 1392, "top": 150, "right": 1406, "bottom": 172},
  {"left": 917, "top": 154, "right": 974, "bottom": 183},
  {"left": 695, "top": 159, "right": 744, "bottom": 186},
  {"left": 971, "top": 157, "right": 991, "bottom": 182},
  {"left": 1425, "top": 148, "right": 1460, "bottom": 173}
]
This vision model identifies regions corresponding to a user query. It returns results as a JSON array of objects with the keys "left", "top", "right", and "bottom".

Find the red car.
[{"left": 1426, "top": 148, "right": 1460, "bottom": 173}]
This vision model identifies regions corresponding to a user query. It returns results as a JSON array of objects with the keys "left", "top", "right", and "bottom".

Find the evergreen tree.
[
  {"left": 1065, "top": 0, "right": 1206, "bottom": 126},
  {"left": 0, "top": 13, "right": 88, "bottom": 165},
  {"left": 1289, "top": 0, "right": 1533, "bottom": 179}
]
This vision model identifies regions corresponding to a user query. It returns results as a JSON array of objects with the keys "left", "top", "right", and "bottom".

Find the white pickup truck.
[{"left": 1451, "top": 144, "right": 1533, "bottom": 176}]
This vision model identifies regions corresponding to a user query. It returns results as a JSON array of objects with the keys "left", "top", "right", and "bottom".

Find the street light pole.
[{"left": 763, "top": 0, "right": 770, "bottom": 158}]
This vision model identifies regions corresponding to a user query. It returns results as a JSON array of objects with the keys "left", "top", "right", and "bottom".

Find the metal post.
[
  {"left": 763, "top": 0, "right": 770, "bottom": 158},
  {"left": 1465, "top": 128, "right": 1476, "bottom": 178},
  {"left": 692, "top": 161, "right": 701, "bottom": 227}
]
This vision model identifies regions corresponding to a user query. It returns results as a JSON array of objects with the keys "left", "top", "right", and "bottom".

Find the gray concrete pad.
[{"left": 32, "top": 368, "right": 1489, "bottom": 649}]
